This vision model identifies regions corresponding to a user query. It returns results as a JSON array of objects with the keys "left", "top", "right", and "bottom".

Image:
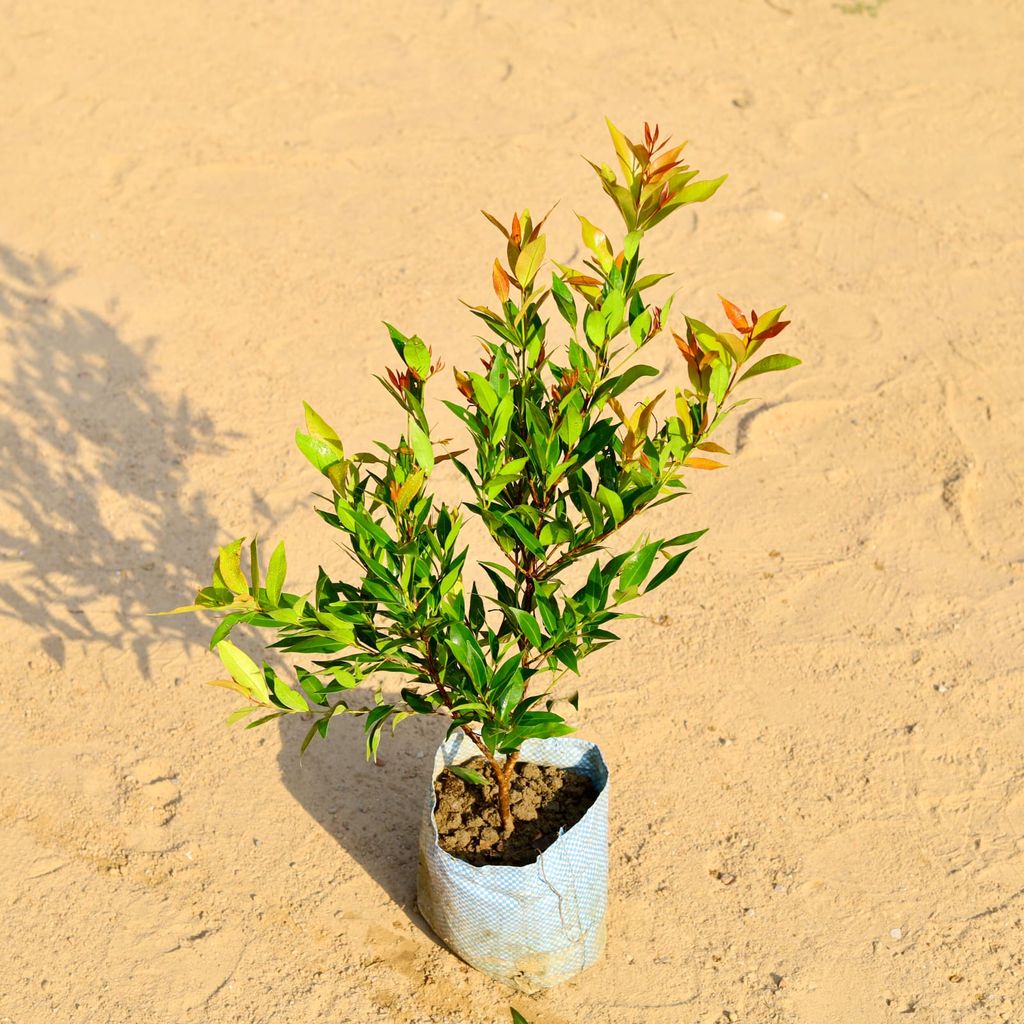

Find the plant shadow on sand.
[
  {"left": 277, "top": 705, "right": 449, "bottom": 938},
  {"left": 0, "top": 244, "right": 228, "bottom": 672}
]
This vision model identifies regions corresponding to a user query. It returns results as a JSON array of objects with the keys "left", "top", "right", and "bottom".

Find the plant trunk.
[
  {"left": 496, "top": 765, "right": 513, "bottom": 837},
  {"left": 495, "top": 752, "right": 519, "bottom": 838}
]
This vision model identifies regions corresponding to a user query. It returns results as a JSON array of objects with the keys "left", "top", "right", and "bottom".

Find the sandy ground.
[{"left": 2, "top": 1, "right": 1023, "bottom": 1021}]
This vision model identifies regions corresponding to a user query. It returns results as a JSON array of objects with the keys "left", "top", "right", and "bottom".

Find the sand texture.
[{"left": 2, "top": 1, "right": 1023, "bottom": 1021}]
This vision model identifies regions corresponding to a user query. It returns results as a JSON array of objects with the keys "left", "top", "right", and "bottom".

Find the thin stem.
[
  {"left": 536, "top": 499, "right": 648, "bottom": 580},
  {"left": 424, "top": 638, "right": 510, "bottom": 828}
]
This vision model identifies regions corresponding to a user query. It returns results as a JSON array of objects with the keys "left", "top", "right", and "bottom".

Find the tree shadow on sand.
[
  {"left": 0, "top": 244, "right": 225, "bottom": 672},
  {"left": 277, "top": 706, "right": 447, "bottom": 935}
]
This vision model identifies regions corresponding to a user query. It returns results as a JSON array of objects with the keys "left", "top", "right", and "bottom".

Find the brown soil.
[{"left": 433, "top": 757, "right": 598, "bottom": 867}]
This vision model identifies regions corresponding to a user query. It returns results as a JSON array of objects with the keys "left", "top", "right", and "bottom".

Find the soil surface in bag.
[{"left": 433, "top": 756, "right": 598, "bottom": 866}]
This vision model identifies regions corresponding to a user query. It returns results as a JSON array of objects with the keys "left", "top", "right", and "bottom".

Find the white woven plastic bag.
[{"left": 416, "top": 733, "right": 609, "bottom": 992}]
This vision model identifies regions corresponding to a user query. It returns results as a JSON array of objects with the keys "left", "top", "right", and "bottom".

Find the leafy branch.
[{"left": 166, "top": 120, "right": 799, "bottom": 836}]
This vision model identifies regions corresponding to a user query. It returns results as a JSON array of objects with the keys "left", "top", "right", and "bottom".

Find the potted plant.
[{"left": 167, "top": 120, "right": 797, "bottom": 990}]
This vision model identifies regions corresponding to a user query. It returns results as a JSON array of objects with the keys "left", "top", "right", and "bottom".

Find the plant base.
[
  {"left": 417, "top": 734, "right": 609, "bottom": 992},
  {"left": 434, "top": 756, "right": 598, "bottom": 866}
]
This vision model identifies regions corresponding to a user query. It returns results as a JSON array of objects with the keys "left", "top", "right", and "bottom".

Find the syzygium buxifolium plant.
[{"left": 166, "top": 120, "right": 799, "bottom": 836}]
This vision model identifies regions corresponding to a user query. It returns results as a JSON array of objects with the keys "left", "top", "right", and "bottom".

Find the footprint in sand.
[{"left": 127, "top": 758, "right": 181, "bottom": 828}]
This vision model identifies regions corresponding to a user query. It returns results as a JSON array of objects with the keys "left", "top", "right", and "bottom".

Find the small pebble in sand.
[{"left": 890, "top": 927, "right": 903, "bottom": 940}]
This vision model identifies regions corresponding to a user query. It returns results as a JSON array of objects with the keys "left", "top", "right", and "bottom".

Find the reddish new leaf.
[
  {"left": 528, "top": 201, "right": 558, "bottom": 242},
  {"left": 758, "top": 319, "right": 791, "bottom": 340},
  {"left": 492, "top": 259, "right": 511, "bottom": 302},
  {"left": 673, "top": 330, "right": 699, "bottom": 368},
  {"left": 718, "top": 295, "right": 750, "bottom": 333}
]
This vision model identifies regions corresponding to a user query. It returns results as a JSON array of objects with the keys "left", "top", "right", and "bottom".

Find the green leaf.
[
  {"left": 752, "top": 305, "right": 787, "bottom": 339},
  {"left": 217, "top": 538, "right": 249, "bottom": 595},
  {"left": 151, "top": 601, "right": 218, "bottom": 616},
  {"left": 675, "top": 173, "right": 728, "bottom": 204},
  {"left": 684, "top": 316, "right": 718, "bottom": 348},
  {"left": 248, "top": 538, "right": 260, "bottom": 596},
  {"left": 515, "top": 237, "right": 546, "bottom": 288},
  {"left": 402, "top": 688, "right": 437, "bottom": 714},
  {"left": 216, "top": 640, "right": 269, "bottom": 703},
  {"left": 451, "top": 764, "right": 488, "bottom": 787},
  {"left": 245, "top": 711, "right": 287, "bottom": 729},
  {"left": 508, "top": 607, "right": 543, "bottom": 649},
  {"left": 494, "top": 454, "right": 530, "bottom": 484},
  {"left": 409, "top": 423, "right": 434, "bottom": 473},
  {"left": 595, "top": 484, "right": 625, "bottom": 524},
  {"left": 364, "top": 705, "right": 394, "bottom": 761},
  {"left": 272, "top": 672, "right": 309, "bottom": 712},
  {"left": 445, "top": 622, "right": 488, "bottom": 690},
  {"left": 297, "top": 668, "right": 329, "bottom": 706},
  {"left": 510, "top": 1009, "right": 531, "bottom": 1024},
  {"left": 629, "top": 309, "right": 652, "bottom": 346},
  {"left": 664, "top": 528, "right": 708, "bottom": 548},
  {"left": 584, "top": 308, "right": 606, "bottom": 347},
  {"left": 207, "top": 677, "right": 251, "bottom": 698},
  {"left": 303, "top": 402, "right": 342, "bottom": 445},
  {"left": 403, "top": 336, "right": 432, "bottom": 380},
  {"left": 645, "top": 548, "right": 693, "bottom": 593},
  {"left": 499, "top": 511, "right": 545, "bottom": 557},
  {"left": 594, "top": 363, "right": 658, "bottom": 403},
  {"left": 601, "top": 289, "right": 625, "bottom": 336},
  {"left": 634, "top": 272, "right": 671, "bottom": 291},
  {"left": 623, "top": 229, "right": 643, "bottom": 261},
  {"left": 557, "top": 405, "right": 583, "bottom": 447},
  {"left": 300, "top": 719, "right": 322, "bottom": 755},
  {"left": 196, "top": 586, "right": 236, "bottom": 608},
  {"left": 209, "top": 611, "right": 250, "bottom": 649},
  {"left": 514, "top": 710, "right": 575, "bottom": 739},
  {"left": 551, "top": 274, "right": 577, "bottom": 328},
  {"left": 394, "top": 470, "right": 424, "bottom": 513},
  {"left": 539, "top": 519, "right": 573, "bottom": 546},
  {"left": 492, "top": 392, "right": 514, "bottom": 443},
  {"left": 709, "top": 360, "right": 730, "bottom": 404},
  {"left": 574, "top": 419, "right": 617, "bottom": 463},
  {"left": 469, "top": 373, "right": 499, "bottom": 416},
  {"left": 738, "top": 353, "right": 801, "bottom": 383},
  {"left": 605, "top": 117, "right": 635, "bottom": 180},
  {"left": 266, "top": 541, "right": 287, "bottom": 605},
  {"left": 385, "top": 321, "right": 410, "bottom": 356},
  {"left": 577, "top": 214, "right": 612, "bottom": 262},
  {"left": 296, "top": 431, "right": 344, "bottom": 473},
  {"left": 619, "top": 541, "right": 661, "bottom": 592},
  {"left": 327, "top": 666, "right": 359, "bottom": 689}
]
